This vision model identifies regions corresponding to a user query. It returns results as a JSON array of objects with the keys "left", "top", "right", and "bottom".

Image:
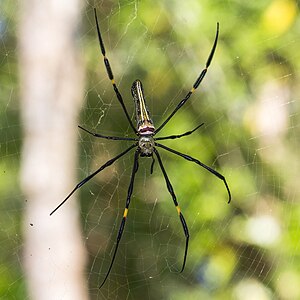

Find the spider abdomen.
[{"left": 131, "top": 80, "right": 155, "bottom": 134}]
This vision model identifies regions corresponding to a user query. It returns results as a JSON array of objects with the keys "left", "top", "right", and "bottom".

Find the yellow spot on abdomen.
[
  {"left": 191, "top": 87, "right": 195, "bottom": 93},
  {"left": 123, "top": 208, "right": 128, "bottom": 218},
  {"left": 176, "top": 206, "right": 181, "bottom": 215}
]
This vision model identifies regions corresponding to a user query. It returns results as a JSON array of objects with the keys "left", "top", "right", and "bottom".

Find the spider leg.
[
  {"left": 155, "top": 123, "right": 204, "bottom": 141},
  {"left": 99, "top": 149, "right": 140, "bottom": 288},
  {"left": 153, "top": 148, "right": 189, "bottom": 273},
  {"left": 78, "top": 125, "right": 137, "bottom": 141},
  {"left": 150, "top": 155, "right": 155, "bottom": 174},
  {"left": 155, "top": 23, "right": 219, "bottom": 134},
  {"left": 93, "top": 8, "right": 137, "bottom": 134},
  {"left": 50, "top": 144, "right": 136, "bottom": 216},
  {"left": 156, "top": 142, "right": 231, "bottom": 203}
]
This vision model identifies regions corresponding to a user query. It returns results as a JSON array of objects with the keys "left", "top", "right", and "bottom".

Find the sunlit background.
[{"left": 1, "top": 0, "right": 300, "bottom": 299}]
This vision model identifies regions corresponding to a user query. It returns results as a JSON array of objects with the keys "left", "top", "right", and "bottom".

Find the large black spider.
[{"left": 50, "top": 8, "right": 231, "bottom": 288}]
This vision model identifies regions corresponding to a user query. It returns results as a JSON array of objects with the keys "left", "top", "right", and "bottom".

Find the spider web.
[
  {"left": 82, "top": 2, "right": 234, "bottom": 298},
  {"left": 2, "top": 0, "right": 300, "bottom": 299}
]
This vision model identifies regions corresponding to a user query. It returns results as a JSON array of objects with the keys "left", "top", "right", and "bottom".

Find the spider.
[{"left": 50, "top": 8, "right": 231, "bottom": 288}]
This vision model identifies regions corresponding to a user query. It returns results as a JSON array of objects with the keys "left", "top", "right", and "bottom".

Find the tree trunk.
[{"left": 19, "top": 1, "right": 88, "bottom": 299}]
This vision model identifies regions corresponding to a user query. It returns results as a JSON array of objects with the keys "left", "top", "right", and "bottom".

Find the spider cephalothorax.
[{"left": 138, "top": 135, "right": 155, "bottom": 156}]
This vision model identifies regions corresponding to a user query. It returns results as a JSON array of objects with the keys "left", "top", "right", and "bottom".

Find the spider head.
[{"left": 138, "top": 135, "right": 155, "bottom": 157}]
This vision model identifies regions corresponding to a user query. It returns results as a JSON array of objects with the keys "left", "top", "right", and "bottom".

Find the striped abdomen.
[{"left": 131, "top": 80, "right": 155, "bottom": 135}]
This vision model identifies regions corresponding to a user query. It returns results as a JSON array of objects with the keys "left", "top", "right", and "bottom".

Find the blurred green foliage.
[{"left": 1, "top": 0, "right": 300, "bottom": 299}]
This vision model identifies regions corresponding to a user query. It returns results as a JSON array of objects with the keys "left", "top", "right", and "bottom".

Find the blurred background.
[{"left": 1, "top": 0, "right": 300, "bottom": 299}]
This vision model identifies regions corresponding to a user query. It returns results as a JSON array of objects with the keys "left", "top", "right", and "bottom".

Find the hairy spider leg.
[
  {"left": 156, "top": 142, "right": 231, "bottom": 203},
  {"left": 49, "top": 144, "right": 136, "bottom": 216},
  {"left": 154, "top": 148, "right": 189, "bottom": 272},
  {"left": 155, "top": 23, "right": 219, "bottom": 134},
  {"left": 155, "top": 123, "right": 204, "bottom": 141},
  {"left": 99, "top": 149, "right": 140, "bottom": 288},
  {"left": 78, "top": 125, "right": 137, "bottom": 141},
  {"left": 94, "top": 8, "right": 137, "bottom": 134}
]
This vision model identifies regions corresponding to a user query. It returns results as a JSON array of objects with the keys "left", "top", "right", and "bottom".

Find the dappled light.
[{"left": 1, "top": 1, "right": 299, "bottom": 299}]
